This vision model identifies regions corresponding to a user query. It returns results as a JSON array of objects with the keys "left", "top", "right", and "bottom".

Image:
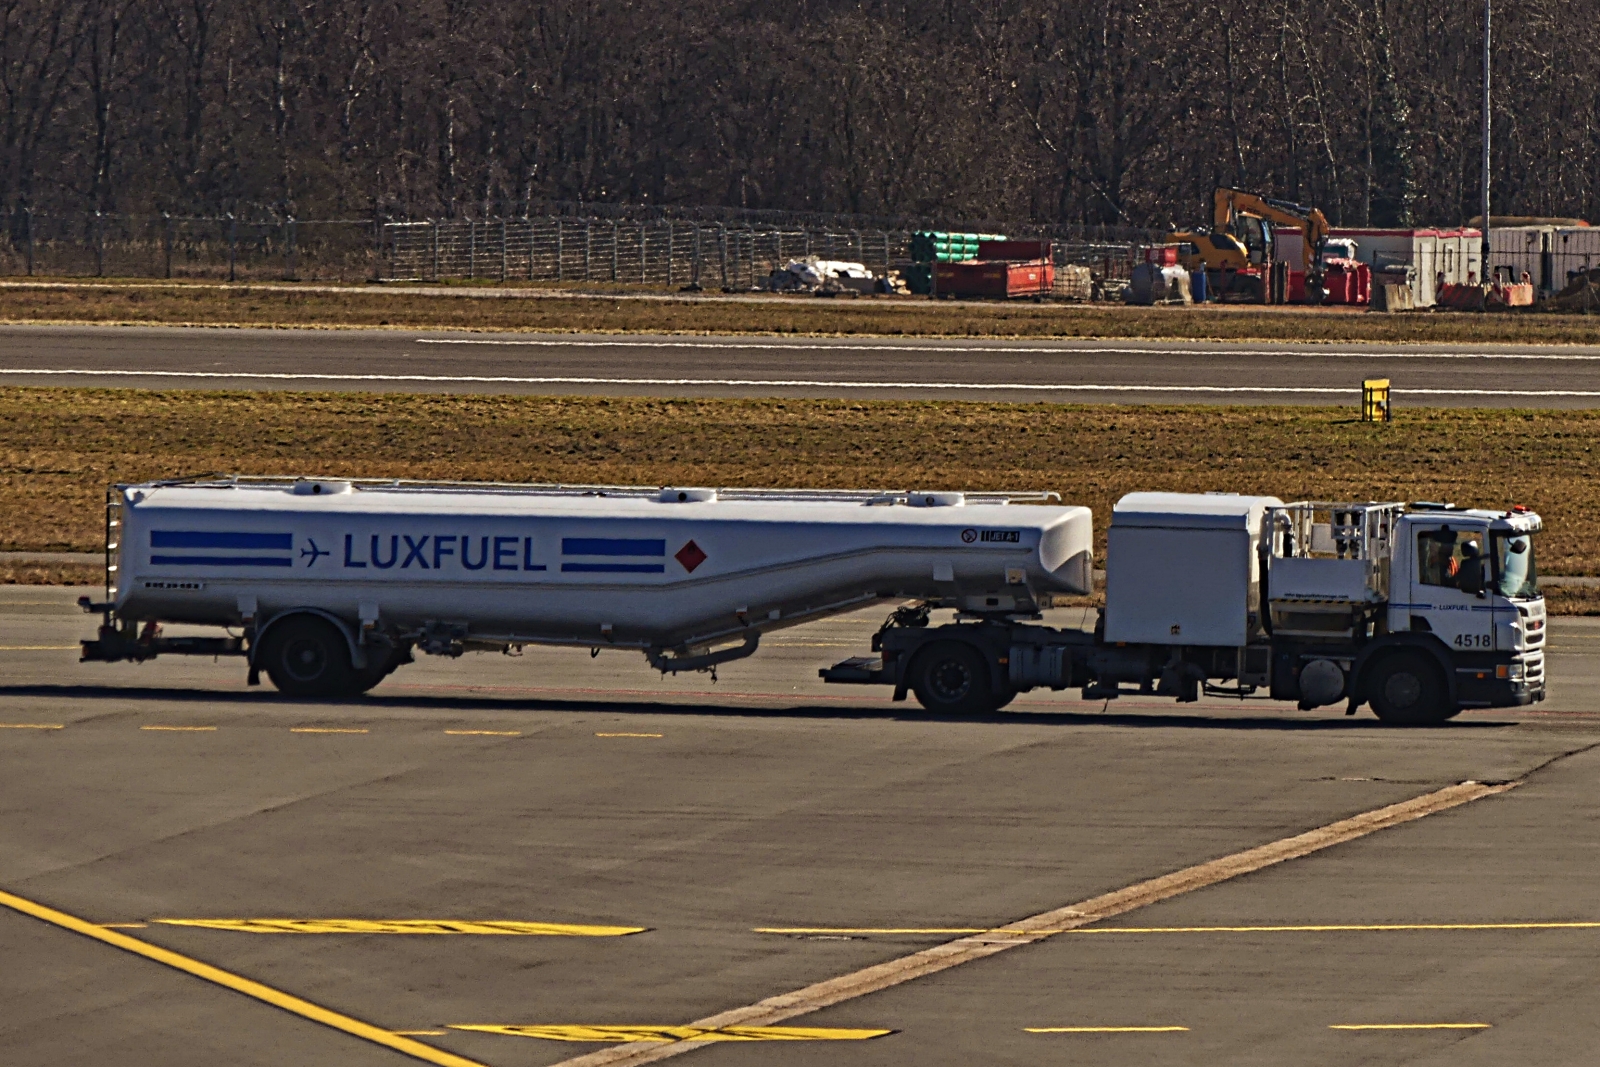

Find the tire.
[
  {"left": 348, "top": 644, "right": 403, "bottom": 695},
  {"left": 910, "top": 641, "right": 996, "bottom": 716},
  {"left": 259, "top": 615, "right": 357, "bottom": 699},
  {"left": 1367, "top": 652, "right": 1454, "bottom": 725}
]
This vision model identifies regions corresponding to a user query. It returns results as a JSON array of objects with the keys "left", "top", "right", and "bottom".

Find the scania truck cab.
[{"left": 1384, "top": 503, "right": 1544, "bottom": 711}]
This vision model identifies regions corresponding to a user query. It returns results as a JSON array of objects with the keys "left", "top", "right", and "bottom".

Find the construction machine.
[{"left": 1170, "top": 187, "right": 1331, "bottom": 303}]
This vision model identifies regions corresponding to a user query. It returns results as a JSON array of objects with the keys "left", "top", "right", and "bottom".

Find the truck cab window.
[{"left": 1417, "top": 528, "right": 1485, "bottom": 590}]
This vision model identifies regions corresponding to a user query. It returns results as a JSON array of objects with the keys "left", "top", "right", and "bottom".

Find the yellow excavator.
[{"left": 1169, "top": 187, "right": 1330, "bottom": 303}]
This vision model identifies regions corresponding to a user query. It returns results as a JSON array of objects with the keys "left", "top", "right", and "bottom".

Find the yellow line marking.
[
  {"left": 758, "top": 921, "right": 1600, "bottom": 936},
  {"left": 151, "top": 918, "right": 648, "bottom": 936},
  {"left": 443, "top": 730, "right": 521, "bottom": 736},
  {"left": 0, "top": 886, "right": 491, "bottom": 1067},
  {"left": 0, "top": 723, "right": 64, "bottom": 730},
  {"left": 395, "top": 1031, "right": 449, "bottom": 1037},
  {"left": 141, "top": 725, "right": 218, "bottom": 732},
  {"left": 0, "top": 645, "right": 78, "bottom": 650},
  {"left": 290, "top": 727, "right": 369, "bottom": 734},
  {"left": 547, "top": 780, "right": 1515, "bottom": 1067},
  {"left": 767, "top": 644, "right": 857, "bottom": 649},
  {"left": 100, "top": 922, "right": 148, "bottom": 929},
  {"left": 759, "top": 927, "right": 984, "bottom": 935},
  {"left": 1331, "top": 1023, "right": 1491, "bottom": 1030},
  {"left": 595, "top": 732, "right": 662, "bottom": 738},
  {"left": 1026, "top": 1026, "right": 1189, "bottom": 1033},
  {"left": 450, "top": 1025, "right": 891, "bottom": 1043}
]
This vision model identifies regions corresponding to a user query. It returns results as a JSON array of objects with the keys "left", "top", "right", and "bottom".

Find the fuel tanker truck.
[{"left": 79, "top": 477, "right": 1545, "bottom": 725}]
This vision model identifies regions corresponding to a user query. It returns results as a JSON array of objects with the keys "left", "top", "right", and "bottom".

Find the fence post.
[
  {"left": 666, "top": 224, "right": 674, "bottom": 286},
  {"left": 432, "top": 219, "right": 440, "bottom": 281},
  {"left": 23, "top": 207, "right": 33, "bottom": 277},
  {"left": 719, "top": 224, "right": 728, "bottom": 288},
  {"left": 163, "top": 212, "right": 173, "bottom": 278},
  {"left": 639, "top": 222, "right": 647, "bottom": 284},
  {"left": 555, "top": 218, "right": 563, "bottom": 282},
  {"left": 284, "top": 216, "right": 297, "bottom": 280},
  {"left": 227, "top": 213, "right": 237, "bottom": 282},
  {"left": 94, "top": 211, "right": 105, "bottom": 277},
  {"left": 583, "top": 220, "right": 592, "bottom": 281},
  {"left": 610, "top": 221, "right": 619, "bottom": 282},
  {"left": 371, "top": 209, "right": 382, "bottom": 282},
  {"left": 468, "top": 219, "right": 477, "bottom": 279},
  {"left": 527, "top": 218, "right": 535, "bottom": 281},
  {"left": 500, "top": 218, "right": 508, "bottom": 282},
  {"left": 692, "top": 225, "right": 702, "bottom": 288}
]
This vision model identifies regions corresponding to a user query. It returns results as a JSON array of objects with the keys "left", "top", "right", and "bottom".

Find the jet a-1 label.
[{"left": 962, "top": 528, "right": 1021, "bottom": 544}]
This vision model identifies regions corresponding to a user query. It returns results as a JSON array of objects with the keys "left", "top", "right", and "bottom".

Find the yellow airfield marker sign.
[
  {"left": 450, "top": 1024, "right": 892, "bottom": 1042},
  {"left": 151, "top": 918, "right": 647, "bottom": 936}
]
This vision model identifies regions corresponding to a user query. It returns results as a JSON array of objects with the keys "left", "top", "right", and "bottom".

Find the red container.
[
  {"left": 977, "top": 240, "right": 1052, "bottom": 262},
  {"left": 1143, "top": 245, "right": 1179, "bottom": 266},
  {"left": 1322, "top": 262, "right": 1371, "bottom": 305},
  {"left": 936, "top": 260, "right": 1054, "bottom": 298}
]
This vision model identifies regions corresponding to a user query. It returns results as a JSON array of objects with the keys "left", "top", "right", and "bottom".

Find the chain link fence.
[{"left": 380, "top": 218, "right": 912, "bottom": 286}]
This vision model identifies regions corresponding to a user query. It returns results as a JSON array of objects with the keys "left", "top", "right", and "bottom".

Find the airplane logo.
[{"left": 301, "top": 538, "right": 330, "bottom": 567}]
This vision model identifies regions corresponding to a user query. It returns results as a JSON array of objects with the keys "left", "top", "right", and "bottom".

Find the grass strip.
[
  {"left": 3, "top": 283, "right": 1600, "bottom": 343},
  {"left": 3, "top": 383, "right": 1595, "bottom": 557}
]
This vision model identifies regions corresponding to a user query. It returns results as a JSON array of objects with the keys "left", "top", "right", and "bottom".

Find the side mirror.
[{"left": 1459, "top": 559, "right": 1486, "bottom": 596}]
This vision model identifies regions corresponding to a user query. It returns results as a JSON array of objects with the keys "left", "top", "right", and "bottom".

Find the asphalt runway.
[
  {"left": 4, "top": 585, "right": 1600, "bottom": 1066},
  {"left": 7, "top": 324, "right": 1600, "bottom": 405}
]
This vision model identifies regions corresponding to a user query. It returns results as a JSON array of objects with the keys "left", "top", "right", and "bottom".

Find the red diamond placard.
[{"left": 675, "top": 540, "right": 707, "bottom": 573}]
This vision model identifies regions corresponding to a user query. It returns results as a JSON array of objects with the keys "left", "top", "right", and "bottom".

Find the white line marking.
[
  {"left": 6, "top": 367, "right": 1600, "bottom": 397},
  {"left": 416, "top": 337, "right": 1600, "bottom": 361}
]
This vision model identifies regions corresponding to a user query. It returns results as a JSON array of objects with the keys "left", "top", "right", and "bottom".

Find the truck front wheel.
[
  {"left": 910, "top": 641, "right": 996, "bottom": 716},
  {"left": 259, "top": 616, "right": 357, "bottom": 699},
  {"left": 1367, "top": 652, "right": 1456, "bottom": 725}
]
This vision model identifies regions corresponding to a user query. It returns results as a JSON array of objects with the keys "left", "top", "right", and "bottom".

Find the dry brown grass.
[
  {"left": 1542, "top": 586, "right": 1600, "bottom": 616},
  {"left": 3, "top": 282, "right": 1600, "bottom": 343},
  {"left": 3, "top": 387, "right": 1596, "bottom": 575},
  {"left": 0, "top": 561, "right": 101, "bottom": 585}
]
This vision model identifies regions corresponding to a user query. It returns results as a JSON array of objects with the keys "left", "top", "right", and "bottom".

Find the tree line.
[{"left": 3, "top": 0, "right": 1596, "bottom": 229}]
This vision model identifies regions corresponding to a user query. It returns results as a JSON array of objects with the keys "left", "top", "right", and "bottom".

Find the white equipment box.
[{"left": 1103, "top": 492, "right": 1282, "bottom": 646}]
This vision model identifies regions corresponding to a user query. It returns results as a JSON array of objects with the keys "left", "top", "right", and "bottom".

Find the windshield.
[{"left": 1492, "top": 532, "right": 1538, "bottom": 598}]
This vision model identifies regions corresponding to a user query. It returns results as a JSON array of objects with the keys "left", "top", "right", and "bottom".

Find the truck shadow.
[{"left": 0, "top": 684, "right": 1521, "bottom": 731}]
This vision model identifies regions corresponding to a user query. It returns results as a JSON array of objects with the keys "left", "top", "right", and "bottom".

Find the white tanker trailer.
[{"left": 79, "top": 477, "right": 1545, "bottom": 725}]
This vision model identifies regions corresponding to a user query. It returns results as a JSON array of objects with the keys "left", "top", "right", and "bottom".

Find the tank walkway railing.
[{"left": 122, "top": 474, "right": 1061, "bottom": 505}]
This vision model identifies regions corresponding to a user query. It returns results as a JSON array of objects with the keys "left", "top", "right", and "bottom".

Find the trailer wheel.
[
  {"left": 910, "top": 641, "right": 995, "bottom": 716},
  {"left": 260, "top": 615, "right": 356, "bottom": 699},
  {"left": 1367, "top": 652, "right": 1455, "bottom": 725}
]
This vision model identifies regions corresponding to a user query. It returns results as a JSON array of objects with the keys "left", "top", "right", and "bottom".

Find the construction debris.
[
  {"left": 1125, "top": 261, "right": 1192, "bottom": 305},
  {"left": 1543, "top": 268, "right": 1600, "bottom": 312},
  {"left": 764, "top": 258, "right": 877, "bottom": 294}
]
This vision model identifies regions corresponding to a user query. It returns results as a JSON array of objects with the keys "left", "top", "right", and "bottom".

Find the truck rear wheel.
[
  {"left": 1368, "top": 652, "right": 1455, "bottom": 725},
  {"left": 910, "top": 641, "right": 996, "bottom": 716},
  {"left": 259, "top": 616, "right": 356, "bottom": 699}
]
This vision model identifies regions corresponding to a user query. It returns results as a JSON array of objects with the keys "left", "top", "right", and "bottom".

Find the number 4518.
[{"left": 1453, "top": 633, "right": 1492, "bottom": 649}]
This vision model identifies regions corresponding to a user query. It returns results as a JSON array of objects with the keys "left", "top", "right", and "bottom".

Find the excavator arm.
[{"left": 1213, "top": 187, "right": 1329, "bottom": 274}]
